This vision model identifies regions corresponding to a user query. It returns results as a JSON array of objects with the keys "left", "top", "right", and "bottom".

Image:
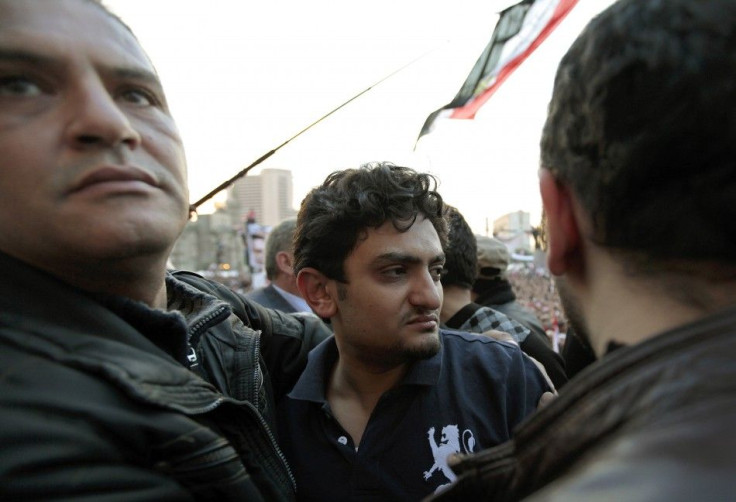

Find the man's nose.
[
  {"left": 64, "top": 77, "right": 142, "bottom": 150},
  {"left": 408, "top": 270, "right": 442, "bottom": 310}
]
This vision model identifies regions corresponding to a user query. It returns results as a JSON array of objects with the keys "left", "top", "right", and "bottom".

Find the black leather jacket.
[
  {"left": 429, "top": 305, "right": 736, "bottom": 501},
  {"left": 0, "top": 252, "right": 331, "bottom": 501}
]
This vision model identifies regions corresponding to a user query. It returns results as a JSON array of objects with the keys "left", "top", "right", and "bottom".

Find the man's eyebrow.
[
  {"left": 0, "top": 48, "right": 57, "bottom": 66},
  {"left": 110, "top": 67, "right": 162, "bottom": 87},
  {"left": 373, "top": 252, "right": 445, "bottom": 266},
  {"left": 0, "top": 47, "right": 162, "bottom": 87}
]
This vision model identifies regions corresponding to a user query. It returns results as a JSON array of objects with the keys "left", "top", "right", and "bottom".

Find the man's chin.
[
  {"left": 61, "top": 236, "right": 173, "bottom": 268},
  {"left": 405, "top": 332, "right": 441, "bottom": 361},
  {"left": 355, "top": 332, "right": 440, "bottom": 368}
]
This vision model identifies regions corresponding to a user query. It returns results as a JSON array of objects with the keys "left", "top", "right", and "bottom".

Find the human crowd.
[
  {"left": 507, "top": 267, "right": 568, "bottom": 347},
  {"left": 1, "top": 0, "right": 734, "bottom": 501}
]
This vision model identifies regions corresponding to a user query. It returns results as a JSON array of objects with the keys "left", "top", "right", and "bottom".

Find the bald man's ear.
[
  {"left": 539, "top": 169, "right": 582, "bottom": 276},
  {"left": 297, "top": 268, "right": 337, "bottom": 319}
]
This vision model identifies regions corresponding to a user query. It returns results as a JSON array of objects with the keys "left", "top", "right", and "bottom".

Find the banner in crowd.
[{"left": 416, "top": 0, "right": 579, "bottom": 142}]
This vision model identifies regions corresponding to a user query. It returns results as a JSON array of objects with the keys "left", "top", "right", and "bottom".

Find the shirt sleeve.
[{"left": 501, "top": 341, "right": 554, "bottom": 429}]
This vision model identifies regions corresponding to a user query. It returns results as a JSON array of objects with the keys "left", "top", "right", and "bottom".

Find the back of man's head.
[
  {"left": 264, "top": 218, "right": 297, "bottom": 281},
  {"left": 441, "top": 206, "right": 477, "bottom": 290},
  {"left": 294, "top": 162, "right": 448, "bottom": 282},
  {"left": 541, "top": 0, "right": 736, "bottom": 274}
]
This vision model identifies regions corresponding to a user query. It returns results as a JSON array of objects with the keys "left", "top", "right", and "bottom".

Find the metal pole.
[{"left": 189, "top": 45, "right": 443, "bottom": 213}]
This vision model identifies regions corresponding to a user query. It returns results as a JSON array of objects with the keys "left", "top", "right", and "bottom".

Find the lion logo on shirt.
[{"left": 423, "top": 424, "right": 476, "bottom": 492}]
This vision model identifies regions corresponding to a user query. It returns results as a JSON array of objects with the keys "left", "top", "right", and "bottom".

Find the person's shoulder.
[
  {"left": 170, "top": 270, "right": 268, "bottom": 327},
  {"left": 440, "top": 329, "right": 548, "bottom": 383},
  {"left": 528, "top": 405, "right": 736, "bottom": 502},
  {"left": 245, "top": 284, "right": 299, "bottom": 313},
  {"left": 245, "top": 283, "right": 274, "bottom": 296},
  {"left": 440, "top": 329, "right": 522, "bottom": 358},
  {"left": 441, "top": 328, "right": 517, "bottom": 346},
  {"left": 244, "top": 285, "right": 270, "bottom": 301},
  {"left": 170, "top": 270, "right": 232, "bottom": 297},
  {"left": 170, "top": 270, "right": 261, "bottom": 311},
  {"left": 438, "top": 330, "right": 549, "bottom": 398}
]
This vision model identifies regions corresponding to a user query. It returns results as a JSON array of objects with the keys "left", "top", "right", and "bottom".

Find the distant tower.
[
  {"left": 229, "top": 168, "right": 297, "bottom": 227},
  {"left": 493, "top": 210, "right": 533, "bottom": 253}
]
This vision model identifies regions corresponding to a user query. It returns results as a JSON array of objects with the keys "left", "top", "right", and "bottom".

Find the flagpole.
[{"left": 189, "top": 45, "right": 443, "bottom": 213}]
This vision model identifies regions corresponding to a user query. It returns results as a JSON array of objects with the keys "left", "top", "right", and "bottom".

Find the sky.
[{"left": 104, "top": 0, "right": 616, "bottom": 235}]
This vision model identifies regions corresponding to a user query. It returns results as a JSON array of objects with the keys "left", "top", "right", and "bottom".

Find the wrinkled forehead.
[{"left": 0, "top": 0, "right": 155, "bottom": 75}]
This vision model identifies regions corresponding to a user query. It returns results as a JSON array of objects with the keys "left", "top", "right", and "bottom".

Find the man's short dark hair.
[
  {"left": 294, "top": 162, "right": 448, "bottom": 282},
  {"left": 264, "top": 218, "right": 297, "bottom": 281},
  {"left": 441, "top": 206, "right": 477, "bottom": 290},
  {"left": 541, "top": 0, "right": 736, "bottom": 270}
]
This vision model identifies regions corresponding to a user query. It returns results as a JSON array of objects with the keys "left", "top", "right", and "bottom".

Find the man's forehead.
[
  {"left": 0, "top": 0, "right": 154, "bottom": 74},
  {"left": 354, "top": 218, "right": 443, "bottom": 261}
]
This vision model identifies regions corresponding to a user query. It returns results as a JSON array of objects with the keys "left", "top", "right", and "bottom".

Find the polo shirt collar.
[{"left": 288, "top": 333, "right": 444, "bottom": 403}]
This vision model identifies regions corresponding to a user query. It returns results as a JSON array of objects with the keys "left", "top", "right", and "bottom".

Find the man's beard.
[
  {"left": 555, "top": 276, "right": 596, "bottom": 359},
  {"left": 354, "top": 331, "right": 441, "bottom": 369}
]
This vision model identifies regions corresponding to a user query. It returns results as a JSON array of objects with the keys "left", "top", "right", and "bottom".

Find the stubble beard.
[
  {"left": 355, "top": 329, "right": 441, "bottom": 369},
  {"left": 336, "top": 282, "right": 441, "bottom": 367},
  {"left": 400, "top": 329, "right": 441, "bottom": 361}
]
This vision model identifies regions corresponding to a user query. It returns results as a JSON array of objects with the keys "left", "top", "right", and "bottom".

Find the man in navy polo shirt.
[{"left": 277, "top": 162, "right": 551, "bottom": 501}]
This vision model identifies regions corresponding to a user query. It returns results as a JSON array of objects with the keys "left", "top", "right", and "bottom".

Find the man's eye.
[
  {"left": 383, "top": 267, "right": 407, "bottom": 277},
  {"left": 430, "top": 266, "right": 444, "bottom": 281},
  {"left": 0, "top": 76, "right": 42, "bottom": 97},
  {"left": 119, "top": 88, "right": 158, "bottom": 107}
]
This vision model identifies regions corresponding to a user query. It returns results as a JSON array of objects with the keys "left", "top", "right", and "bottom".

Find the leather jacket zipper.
[{"left": 250, "top": 331, "right": 297, "bottom": 492}]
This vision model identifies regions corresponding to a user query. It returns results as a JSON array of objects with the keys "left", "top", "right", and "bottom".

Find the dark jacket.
[
  {"left": 0, "top": 252, "right": 331, "bottom": 501},
  {"left": 428, "top": 305, "right": 736, "bottom": 501},
  {"left": 474, "top": 279, "right": 548, "bottom": 343},
  {"left": 246, "top": 284, "right": 299, "bottom": 313}
]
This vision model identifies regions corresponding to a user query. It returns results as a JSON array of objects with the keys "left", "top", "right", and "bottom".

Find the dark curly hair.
[
  {"left": 294, "top": 162, "right": 448, "bottom": 282},
  {"left": 541, "top": 0, "right": 736, "bottom": 270},
  {"left": 441, "top": 206, "right": 477, "bottom": 289}
]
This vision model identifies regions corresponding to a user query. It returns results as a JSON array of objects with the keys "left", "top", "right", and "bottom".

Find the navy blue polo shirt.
[{"left": 277, "top": 330, "right": 551, "bottom": 501}]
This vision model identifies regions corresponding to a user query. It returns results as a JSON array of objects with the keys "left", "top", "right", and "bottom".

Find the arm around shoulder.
[{"left": 244, "top": 299, "right": 332, "bottom": 400}]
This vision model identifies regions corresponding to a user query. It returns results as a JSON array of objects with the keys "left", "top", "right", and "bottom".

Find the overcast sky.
[{"left": 105, "top": 0, "right": 616, "bottom": 234}]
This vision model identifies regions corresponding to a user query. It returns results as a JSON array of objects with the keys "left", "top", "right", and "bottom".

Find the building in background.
[
  {"left": 170, "top": 200, "right": 250, "bottom": 293},
  {"left": 169, "top": 168, "right": 299, "bottom": 292},
  {"left": 229, "top": 168, "right": 297, "bottom": 227},
  {"left": 493, "top": 210, "right": 533, "bottom": 254}
]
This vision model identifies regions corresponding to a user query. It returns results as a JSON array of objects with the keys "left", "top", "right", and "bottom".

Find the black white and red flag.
[{"left": 416, "top": 0, "right": 579, "bottom": 142}]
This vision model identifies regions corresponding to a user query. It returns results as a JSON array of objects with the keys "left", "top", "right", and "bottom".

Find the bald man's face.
[{"left": 0, "top": 0, "right": 189, "bottom": 273}]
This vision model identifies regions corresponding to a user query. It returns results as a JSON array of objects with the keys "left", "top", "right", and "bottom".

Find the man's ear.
[
  {"left": 539, "top": 169, "right": 582, "bottom": 276},
  {"left": 275, "top": 251, "right": 294, "bottom": 276},
  {"left": 296, "top": 268, "right": 337, "bottom": 318}
]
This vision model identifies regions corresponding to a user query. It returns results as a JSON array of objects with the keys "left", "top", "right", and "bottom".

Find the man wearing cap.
[
  {"left": 441, "top": 208, "right": 567, "bottom": 388},
  {"left": 473, "top": 235, "right": 550, "bottom": 347}
]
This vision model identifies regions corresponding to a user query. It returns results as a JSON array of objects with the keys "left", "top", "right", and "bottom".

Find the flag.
[{"left": 416, "top": 0, "right": 579, "bottom": 142}]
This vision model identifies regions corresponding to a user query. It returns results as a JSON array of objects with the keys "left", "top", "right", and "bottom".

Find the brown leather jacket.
[{"left": 429, "top": 305, "right": 736, "bottom": 501}]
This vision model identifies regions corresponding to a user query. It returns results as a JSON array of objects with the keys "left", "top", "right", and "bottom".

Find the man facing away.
[
  {"left": 246, "top": 217, "right": 313, "bottom": 313},
  {"left": 0, "top": 1, "right": 330, "bottom": 500},
  {"left": 276, "top": 162, "right": 551, "bottom": 501},
  {"left": 431, "top": 0, "right": 736, "bottom": 500},
  {"left": 440, "top": 206, "right": 567, "bottom": 389}
]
